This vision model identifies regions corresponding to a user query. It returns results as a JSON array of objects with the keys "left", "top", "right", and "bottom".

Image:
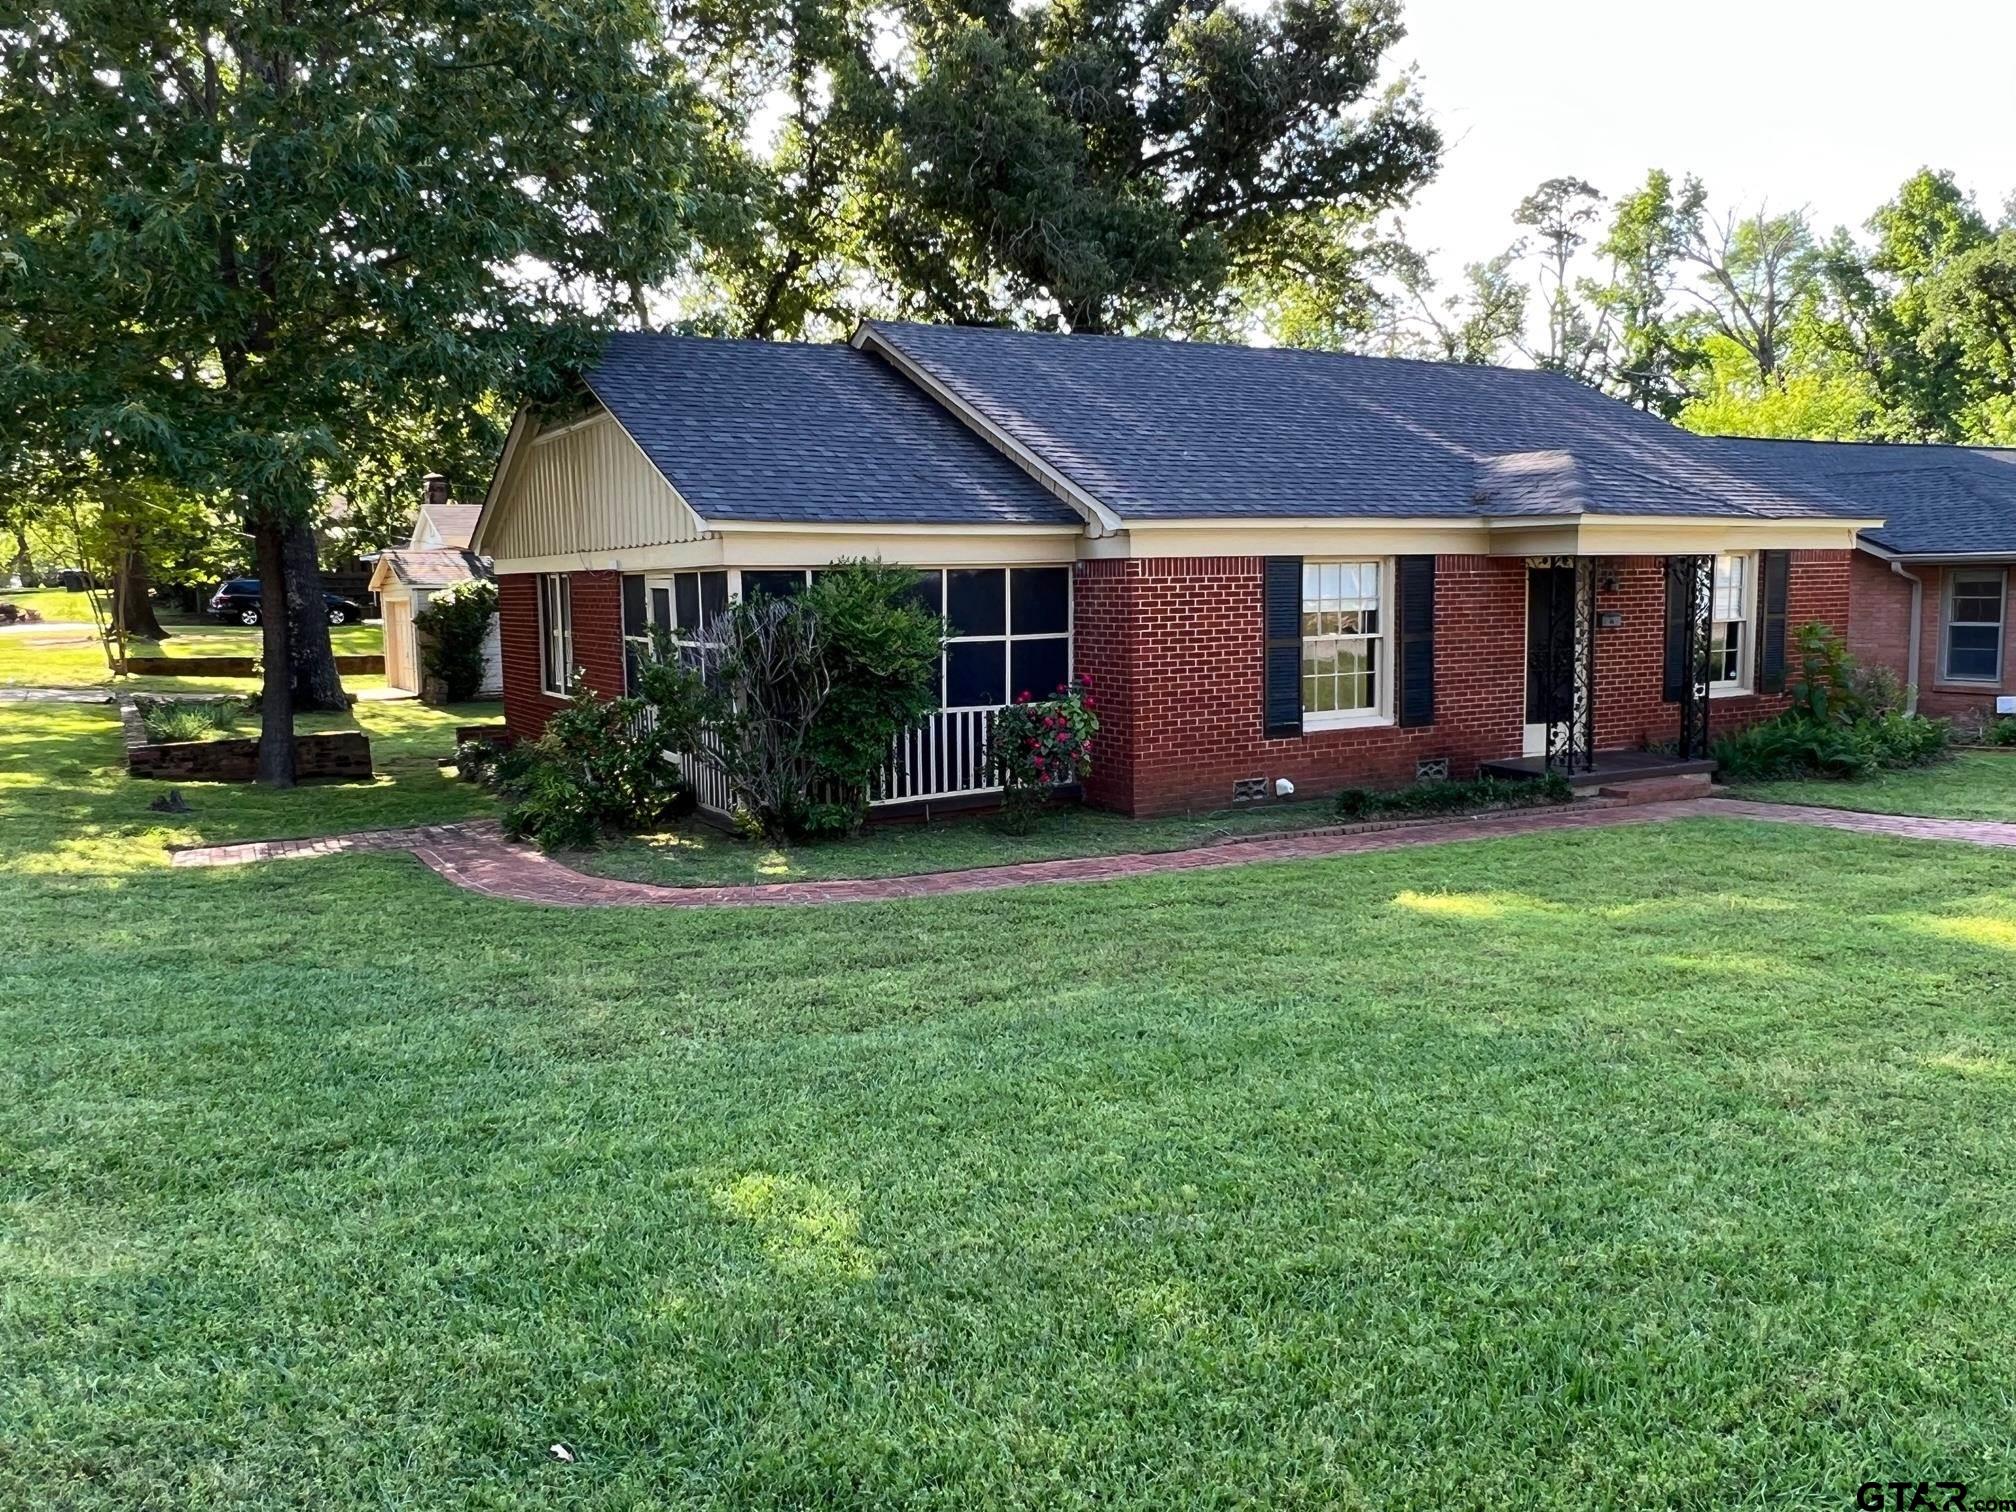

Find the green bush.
[
  {"left": 488, "top": 688, "right": 692, "bottom": 850},
  {"left": 993, "top": 678, "right": 1100, "bottom": 831},
  {"left": 141, "top": 698, "right": 241, "bottom": 743},
  {"left": 1715, "top": 624, "right": 1949, "bottom": 782},
  {"left": 634, "top": 561, "right": 943, "bottom": 841},
  {"left": 413, "top": 578, "right": 498, "bottom": 702},
  {"left": 1983, "top": 717, "right": 2016, "bottom": 748},
  {"left": 1334, "top": 772, "right": 1572, "bottom": 822},
  {"left": 1713, "top": 708, "right": 1949, "bottom": 782}
]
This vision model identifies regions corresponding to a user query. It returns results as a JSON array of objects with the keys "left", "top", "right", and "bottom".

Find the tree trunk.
[
  {"left": 255, "top": 520, "right": 297, "bottom": 787},
  {"left": 113, "top": 551, "right": 168, "bottom": 640},
  {"left": 282, "top": 515, "right": 348, "bottom": 711},
  {"left": 8, "top": 526, "right": 32, "bottom": 586}
]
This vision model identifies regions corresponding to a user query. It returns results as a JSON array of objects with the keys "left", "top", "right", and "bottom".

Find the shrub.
[
  {"left": 488, "top": 687, "right": 692, "bottom": 849},
  {"left": 1333, "top": 772, "right": 1572, "bottom": 822},
  {"left": 413, "top": 578, "right": 498, "bottom": 702},
  {"left": 1714, "top": 705, "right": 1949, "bottom": 782},
  {"left": 1986, "top": 717, "right": 2016, "bottom": 748},
  {"left": 141, "top": 698, "right": 241, "bottom": 743},
  {"left": 451, "top": 737, "right": 504, "bottom": 785},
  {"left": 801, "top": 561, "right": 944, "bottom": 819},
  {"left": 636, "top": 561, "right": 943, "bottom": 841},
  {"left": 993, "top": 678, "right": 1099, "bottom": 830},
  {"left": 0, "top": 600, "right": 41, "bottom": 626}
]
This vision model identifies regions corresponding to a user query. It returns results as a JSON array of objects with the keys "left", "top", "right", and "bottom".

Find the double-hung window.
[
  {"left": 1301, "top": 560, "right": 1387, "bottom": 726},
  {"left": 538, "top": 574, "right": 572, "bottom": 696},
  {"left": 1709, "top": 553, "right": 1753, "bottom": 691},
  {"left": 1944, "top": 570, "right": 2006, "bottom": 683}
]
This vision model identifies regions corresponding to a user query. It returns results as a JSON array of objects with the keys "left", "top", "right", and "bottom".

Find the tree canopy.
[{"left": 0, "top": 1, "right": 712, "bottom": 777}]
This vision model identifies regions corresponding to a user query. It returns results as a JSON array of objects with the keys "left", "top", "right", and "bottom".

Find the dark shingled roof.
[
  {"left": 1718, "top": 438, "right": 2016, "bottom": 556},
  {"left": 583, "top": 332, "right": 1079, "bottom": 527},
  {"left": 862, "top": 321, "right": 1868, "bottom": 524}
]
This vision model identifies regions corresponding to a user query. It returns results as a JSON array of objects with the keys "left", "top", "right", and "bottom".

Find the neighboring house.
[
  {"left": 1719, "top": 440, "right": 2016, "bottom": 720},
  {"left": 469, "top": 324, "right": 1880, "bottom": 817},
  {"left": 369, "top": 475, "right": 501, "bottom": 698}
]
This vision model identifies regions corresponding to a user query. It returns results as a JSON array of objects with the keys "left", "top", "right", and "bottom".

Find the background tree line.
[{"left": 1365, "top": 166, "right": 2016, "bottom": 446}]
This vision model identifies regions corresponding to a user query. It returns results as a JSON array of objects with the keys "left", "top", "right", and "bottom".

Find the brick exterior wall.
[
  {"left": 499, "top": 570, "right": 627, "bottom": 742},
  {"left": 1074, "top": 555, "right": 1529, "bottom": 816},
  {"left": 499, "top": 551, "right": 1855, "bottom": 815},
  {"left": 1074, "top": 550, "right": 1854, "bottom": 818},
  {"left": 1849, "top": 552, "right": 2016, "bottom": 719}
]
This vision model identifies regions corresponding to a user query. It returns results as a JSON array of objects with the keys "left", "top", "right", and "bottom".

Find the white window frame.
[
  {"left": 1942, "top": 568, "right": 2007, "bottom": 685},
  {"left": 1709, "top": 552, "right": 1756, "bottom": 697},
  {"left": 708, "top": 566, "right": 1075, "bottom": 713},
  {"left": 1300, "top": 558, "right": 1393, "bottom": 731},
  {"left": 538, "top": 573, "right": 572, "bottom": 696},
  {"left": 930, "top": 566, "right": 1074, "bottom": 711}
]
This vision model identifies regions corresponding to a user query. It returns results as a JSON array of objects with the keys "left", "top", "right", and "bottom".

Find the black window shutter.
[
  {"left": 1396, "top": 555, "right": 1436, "bottom": 727},
  {"left": 1758, "top": 550, "right": 1791, "bottom": 692},
  {"left": 1662, "top": 556, "right": 1689, "bottom": 703},
  {"left": 1263, "top": 557, "right": 1304, "bottom": 739}
]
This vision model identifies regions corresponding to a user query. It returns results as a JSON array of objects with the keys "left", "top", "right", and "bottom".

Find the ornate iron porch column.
[
  {"left": 1536, "top": 556, "right": 1598, "bottom": 775},
  {"left": 1675, "top": 553, "right": 1714, "bottom": 760}
]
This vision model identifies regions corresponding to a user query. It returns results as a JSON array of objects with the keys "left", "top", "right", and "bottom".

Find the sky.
[{"left": 1391, "top": 0, "right": 2016, "bottom": 286}]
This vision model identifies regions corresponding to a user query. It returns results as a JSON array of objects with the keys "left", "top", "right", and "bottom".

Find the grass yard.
[
  {"left": 6, "top": 701, "right": 2016, "bottom": 1506},
  {"left": 578, "top": 795, "right": 1353, "bottom": 886},
  {"left": 1728, "top": 749, "right": 2016, "bottom": 822},
  {"left": 1, "top": 696, "right": 496, "bottom": 856},
  {"left": 1, "top": 614, "right": 382, "bottom": 691}
]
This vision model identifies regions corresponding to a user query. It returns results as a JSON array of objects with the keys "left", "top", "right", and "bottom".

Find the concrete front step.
[{"left": 1595, "top": 772, "right": 1716, "bottom": 805}]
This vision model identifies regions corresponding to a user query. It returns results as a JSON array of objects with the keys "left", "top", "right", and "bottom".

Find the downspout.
[{"left": 1890, "top": 559, "right": 1924, "bottom": 715}]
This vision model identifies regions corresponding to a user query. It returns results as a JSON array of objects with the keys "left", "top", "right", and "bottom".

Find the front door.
[{"left": 1523, "top": 564, "right": 1579, "bottom": 757}]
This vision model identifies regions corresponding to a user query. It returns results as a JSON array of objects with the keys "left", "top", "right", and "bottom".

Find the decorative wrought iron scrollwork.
[
  {"left": 1676, "top": 553, "right": 1714, "bottom": 760},
  {"left": 1542, "top": 558, "right": 1599, "bottom": 775}
]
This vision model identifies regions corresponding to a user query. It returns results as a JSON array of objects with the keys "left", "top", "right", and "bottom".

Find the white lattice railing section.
[
  {"left": 676, "top": 730, "right": 736, "bottom": 817},
  {"left": 650, "top": 705, "right": 1003, "bottom": 818},
  {"left": 869, "top": 705, "right": 1000, "bottom": 807}
]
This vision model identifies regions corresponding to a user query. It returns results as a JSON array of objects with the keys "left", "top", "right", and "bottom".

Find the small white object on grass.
[
  {"left": 1274, "top": 777, "right": 1295, "bottom": 798},
  {"left": 549, "top": 1444, "right": 576, "bottom": 1464}
]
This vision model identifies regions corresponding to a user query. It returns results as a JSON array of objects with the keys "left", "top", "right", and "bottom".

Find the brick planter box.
[
  {"left": 117, "top": 653, "right": 384, "bottom": 678},
  {"left": 119, "top": 697, "right": 373, "bottom": 781}
]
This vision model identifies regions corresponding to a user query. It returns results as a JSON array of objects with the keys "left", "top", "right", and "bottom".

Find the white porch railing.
[
  {"left": 868, "top": 706, "right": 1000, "bottom": 807},
  {"left": 657, "top": 705, "right": 1004, "bottom": 818}
]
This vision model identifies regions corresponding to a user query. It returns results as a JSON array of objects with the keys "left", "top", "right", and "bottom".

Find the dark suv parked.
[{"left": 207, "top": 579, "right": 367, "bottom": 626}]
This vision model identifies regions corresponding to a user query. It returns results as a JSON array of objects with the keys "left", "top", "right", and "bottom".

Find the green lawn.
[
  {"left": 7, "top": 702, "right": 2016, "bottom": 1506},
  {"left": 0, "top": 697, "right": 495, "bottom": 858},
  {"left": 578, "top": 795, "right": 1354, "bottom": 886},
  {"left": 2, "top": 614, "right": 380, "bottom": 690},
  {"left": 1727, "top": 749, "right": 2016, "bottom": 822}
]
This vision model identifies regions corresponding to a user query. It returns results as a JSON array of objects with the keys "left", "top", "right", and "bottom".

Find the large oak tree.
[{"left": 1, "top": 1, "right": 707, "bottom": 781}]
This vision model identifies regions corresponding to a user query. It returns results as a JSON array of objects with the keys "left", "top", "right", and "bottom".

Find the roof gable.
[{"left": 583, "top": 333, "right": 1080, "bottom": 528}]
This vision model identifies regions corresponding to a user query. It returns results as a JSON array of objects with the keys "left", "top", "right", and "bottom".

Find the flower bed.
[{"left": 118, "top": 696, "right": 372, "bottom": 781}]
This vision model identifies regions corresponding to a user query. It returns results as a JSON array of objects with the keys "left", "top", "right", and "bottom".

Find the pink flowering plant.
[{"left": 992, "top": 675, "right": 1099, "bottom": 828}]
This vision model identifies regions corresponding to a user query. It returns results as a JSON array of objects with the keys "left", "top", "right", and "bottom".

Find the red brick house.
[
  {"left": 468, "top": 324, "right": 1879, "bottom": 818},
  {"left": 1713, "top": 439, "right": 2016, "bottom": 723}
]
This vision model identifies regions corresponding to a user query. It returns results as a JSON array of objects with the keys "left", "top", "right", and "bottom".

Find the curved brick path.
[{"left": 165, "top": 797, "right": 2016, "bottom": 909}]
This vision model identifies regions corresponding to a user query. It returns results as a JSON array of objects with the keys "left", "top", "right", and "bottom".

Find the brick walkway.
[{"left": 164, "top": 797, "right": 2016, "bottom": 909}]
